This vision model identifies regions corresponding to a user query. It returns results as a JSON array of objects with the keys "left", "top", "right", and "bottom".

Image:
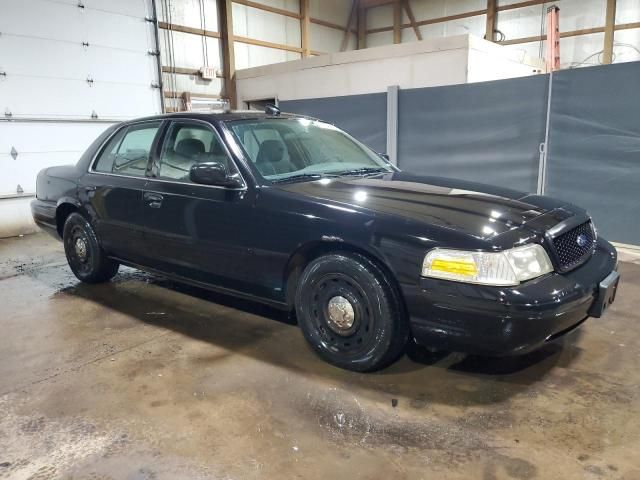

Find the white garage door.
[{"left": 0, "top": 0, "right": 162, "bottom": 196}]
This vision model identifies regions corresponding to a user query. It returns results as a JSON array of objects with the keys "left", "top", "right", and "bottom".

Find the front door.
[
  {"left": 80, "top": 120, "right": 162, "bottom": 264},
  {"left": 142, "top": 119, "right": 257, "bottom": 293}
]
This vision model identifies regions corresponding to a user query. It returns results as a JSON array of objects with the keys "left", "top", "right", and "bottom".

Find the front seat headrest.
[
  {"left": 256, "top": 139, "right": 285, "bottom": 164},
  {"left": 175, "top": 138, "right": 205, "bottom": 158}
]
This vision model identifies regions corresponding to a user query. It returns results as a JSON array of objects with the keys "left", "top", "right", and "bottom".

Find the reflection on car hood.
[{"left": 273, "top": 171, "right": 576, "bottom": 241}]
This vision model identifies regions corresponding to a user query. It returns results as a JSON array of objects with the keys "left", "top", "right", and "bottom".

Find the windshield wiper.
[
  {"left": 330, "top": 167, "right": 391, "bottom": 176},
  {"left": 271, "top": 167, "right": 389, "bottom": 184},
  {"left": 271, "top": 173, "right": 334, "bottom": 184}
]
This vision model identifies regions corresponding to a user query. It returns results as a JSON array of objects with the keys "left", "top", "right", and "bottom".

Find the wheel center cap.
[
  {"left": 326, "top": 296, "right": 355, "bottom": 334},
  {"left": 75, "top": 237, "right": 88, "bottom": 259}
]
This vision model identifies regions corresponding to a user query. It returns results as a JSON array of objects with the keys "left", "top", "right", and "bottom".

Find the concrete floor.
[{"left": 1, "top": 233, "right": 640, "bottom": 480}]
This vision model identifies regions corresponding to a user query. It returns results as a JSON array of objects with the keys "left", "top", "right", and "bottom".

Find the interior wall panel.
[
  {"left": 309, "top": 0, "right": 351, "bottom": 26},
  {"left": 159, "top": 30, "right": 222, "bottom": 71},
  {"left": 560, "top": 32, "right": 606, "bottom": 68},
  {"left": 616, "top": 0, "right": 640, "bottom": 23},
  {"left": 310, "top": 23, "right": 356, "bottom": 53},
  {"left": 248, "top": 0, "right": 299, "bottom": 13},
  {"left": 545, "top": 61, "right": 640, "bottom": 245},
  {"left": 234, "top": 43, "right": 300, "bottom": 70},
  {"left": 397, "top": 76, "right": 549, "bottom": 194},
  {"left": 232, "top": 4, "right": 301, "bottom": 48},
  {"left": 613, "top": 28, "right": 640, "bottom": 64},
  {"left": 157, "top": 0, "right": 219, "bottom": 31}
]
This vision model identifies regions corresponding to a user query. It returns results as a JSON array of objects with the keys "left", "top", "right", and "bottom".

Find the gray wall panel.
[
  {"left": 280, "top": 93, "right": 387, "bottom": 153},
  {"left": 546, "top": 62, "right": 640, "bottom": 245},
  {"left": 397, "top": 76, "right": 549, "bottom": 194}
]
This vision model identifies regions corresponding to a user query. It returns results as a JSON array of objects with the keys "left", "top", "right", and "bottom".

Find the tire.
[
  {"left": 62, "top": 212, "right": 119, "bottom": 283},
  {"left": 295, "top": 252, "right": 409, "bottom": 372}
]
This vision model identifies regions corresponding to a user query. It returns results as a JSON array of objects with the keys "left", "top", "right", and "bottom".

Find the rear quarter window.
[{"left": 93, "top": 121, "right": 161, "bottom": 177}]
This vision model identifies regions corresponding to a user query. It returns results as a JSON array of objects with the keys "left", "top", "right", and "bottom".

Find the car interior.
[{"left": 158, "top": 125, "right": 232, "bottom": 181}]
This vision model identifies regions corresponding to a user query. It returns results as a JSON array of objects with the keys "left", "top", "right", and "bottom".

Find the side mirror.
[{"left": 189, "top": 162, "right": 242, "bottom": 187}]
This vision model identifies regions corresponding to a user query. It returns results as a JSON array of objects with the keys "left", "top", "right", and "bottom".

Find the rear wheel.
[
  {"left": 295, "top": 252, "right": 408, "bottom": 372},
  {"left": 63, "top": 212, "right": 119, "bottom": 283}
]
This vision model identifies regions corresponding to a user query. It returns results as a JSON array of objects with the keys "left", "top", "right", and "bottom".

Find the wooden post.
[
  {"left": 341, "top": 0, "right": 358, "bottom": 51},
  {"left": 603, "top": 0, "right": 616, "bottom": 64},
  {"left": 403, "top": 0, "right": 422, "bottom": 41},
  {"left": 357, "top": 4, "right": 366, "bottom": 49},
  {"left": 219, "top": 0, "right": 236, "bottom": 109},
  {"left": 393, "top": 0, "right": 401, "bottom": 44},
  {"left": 300, "top": 0, "right": 311, "bottom": 57},
  {"left": 485, "top": 0, "right": 497, "bottom": 41}
]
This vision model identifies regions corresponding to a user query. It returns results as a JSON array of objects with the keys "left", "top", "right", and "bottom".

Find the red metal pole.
[{"left": 546, "top": 5, "right": 560, "bottom": 72}]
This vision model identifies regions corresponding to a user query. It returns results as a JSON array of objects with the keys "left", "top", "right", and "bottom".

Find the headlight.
[{"left": 422, "top": 244, "right": 554, "bottom": 286}]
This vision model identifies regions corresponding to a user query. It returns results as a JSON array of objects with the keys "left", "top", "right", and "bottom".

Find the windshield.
[{"left": 227, "top": 118, "right": 393, "bottom": 182}]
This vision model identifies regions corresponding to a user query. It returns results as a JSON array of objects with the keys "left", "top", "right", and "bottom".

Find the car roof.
[{"left": 127, "top": 111, "right": 317, "bottom": 124}]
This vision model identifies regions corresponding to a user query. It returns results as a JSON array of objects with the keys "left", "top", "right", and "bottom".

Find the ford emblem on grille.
[{"left": 576, "top": 234, "right": 589, "bottom": 247}]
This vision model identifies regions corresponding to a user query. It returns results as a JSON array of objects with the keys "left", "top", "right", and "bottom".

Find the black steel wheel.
[
  {"left": 295, "top": 252, "right": 408, "bottom": 372},
  {"left": 63, "top": 212, "right": 119, "bottom": 283}
]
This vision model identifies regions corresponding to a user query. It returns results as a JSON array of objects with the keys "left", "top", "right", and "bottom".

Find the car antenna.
[{"left": 265, "top": 104, "right": 281, "bottom": 116}]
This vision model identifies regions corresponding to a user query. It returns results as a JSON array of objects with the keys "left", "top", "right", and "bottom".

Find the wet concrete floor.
[{"left": 1, "top": 233, "right": 640, "bottom": 479}]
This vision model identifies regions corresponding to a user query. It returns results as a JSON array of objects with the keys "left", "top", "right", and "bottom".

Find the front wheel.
[
  {"left": 63, "top": 212, "right": 119, "bottom": 283},
  {"left": 295, "top": 252, "right": 409, "bottom": 372}
]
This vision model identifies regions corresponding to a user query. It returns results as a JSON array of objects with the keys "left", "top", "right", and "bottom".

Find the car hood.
[{"left": 273, "top": 171, "right": 578, "bottom": 242}]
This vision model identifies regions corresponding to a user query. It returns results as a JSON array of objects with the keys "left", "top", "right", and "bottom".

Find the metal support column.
[
  {"left": 386, "top": 85, "right": 399, "bottom": 166},
  {"left": 537, "top": 72, "right": 553, "bottom": 195}
]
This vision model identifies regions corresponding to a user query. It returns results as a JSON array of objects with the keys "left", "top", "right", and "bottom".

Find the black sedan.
[{"left": 31, "top": 108, "right": 619, "bottom": 372}]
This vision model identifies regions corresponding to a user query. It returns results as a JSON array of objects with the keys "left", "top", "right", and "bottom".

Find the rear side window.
[{"left": 93, "top": 121, "right": 161, "bottom": 177}]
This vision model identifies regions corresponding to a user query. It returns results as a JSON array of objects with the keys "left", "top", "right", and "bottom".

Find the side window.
[
  {"left": 157, "top": 122, "right": 235, "bottom": 182},
  {"left": 93, "top": 121, "right": 161, "bottom": 177},
  {"left": 93, "top": 128, "right": 126, "bottom": 173}
]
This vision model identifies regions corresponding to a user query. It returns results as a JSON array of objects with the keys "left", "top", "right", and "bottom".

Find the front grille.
[{"left": 550, "top": 221, "right": 596, "bottom": 272}]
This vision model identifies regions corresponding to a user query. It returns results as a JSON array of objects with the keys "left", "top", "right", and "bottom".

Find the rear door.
[
  {"left": 80, "top": 120, "right": 162, "bottom": 264},
  {"left": 141, "top": 119, "right": 257, "bottom": 293}
]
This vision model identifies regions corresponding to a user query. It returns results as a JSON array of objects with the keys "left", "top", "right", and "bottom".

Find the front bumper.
[{"left": 405, "top": 238, "right": 618, "bottom": 356}]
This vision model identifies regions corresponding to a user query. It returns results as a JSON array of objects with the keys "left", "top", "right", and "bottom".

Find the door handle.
[
  {"left": 144, "top": 192, "right": 163, "bottom": 208},
  {"left": 84, "top": 185, "right": 96, "bottom": 192}
]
